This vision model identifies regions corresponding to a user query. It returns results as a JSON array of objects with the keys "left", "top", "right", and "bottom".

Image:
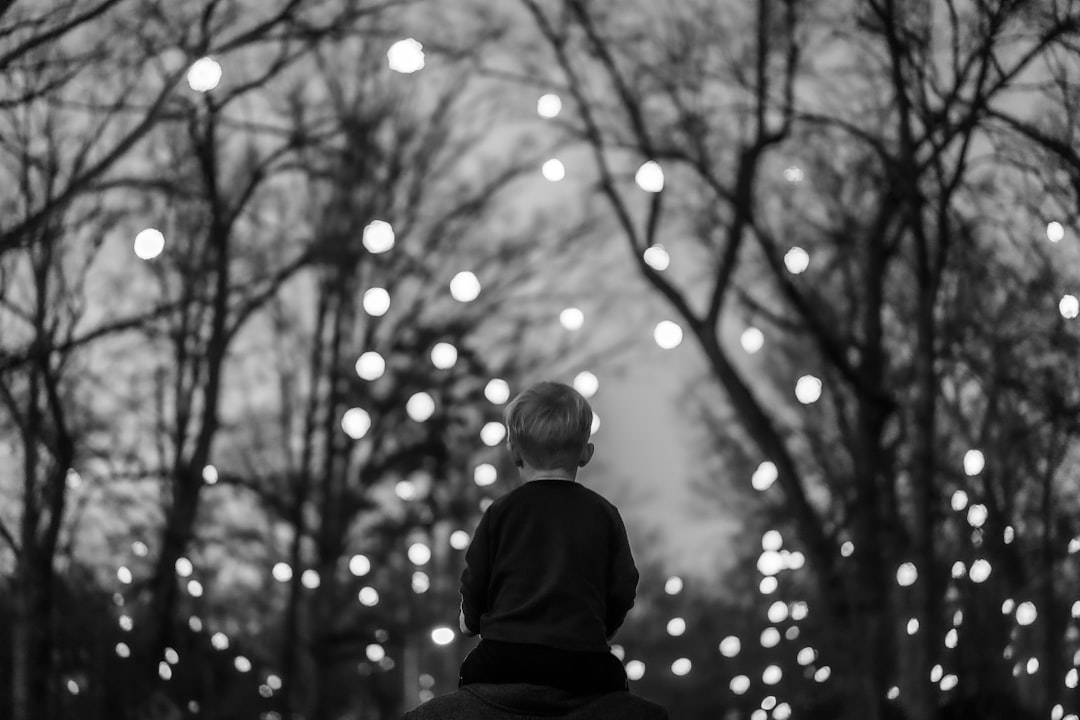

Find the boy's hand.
[{"left": 459, "top": 609, "right": 477, "bottom": 637}]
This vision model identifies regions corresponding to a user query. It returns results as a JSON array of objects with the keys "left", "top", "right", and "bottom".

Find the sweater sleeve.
[
  {"left": 605, "top": 509, "right": 639, "bottom": 637},
  {"left": 459, "top": 508, "right": 493, "bottom": 634}
]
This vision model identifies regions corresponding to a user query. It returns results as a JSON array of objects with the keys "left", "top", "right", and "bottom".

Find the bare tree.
[{"left": 509, "top": 0, "right": 1080, "bottom": 717}]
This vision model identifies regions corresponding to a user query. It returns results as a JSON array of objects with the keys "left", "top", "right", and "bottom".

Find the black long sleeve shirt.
[{"left": 459, "top": 479, "right": 639, "bottom": 653}]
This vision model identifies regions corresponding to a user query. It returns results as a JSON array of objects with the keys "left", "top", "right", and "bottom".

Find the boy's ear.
[
  {"left": 507, "top": 440, "right": 524, "bottom": 468},
  {"left": 578, "top": 442, "right": 595, "bottom": 467}
]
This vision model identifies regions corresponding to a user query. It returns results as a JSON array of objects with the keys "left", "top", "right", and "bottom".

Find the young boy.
[{"left": 457, "top": 381, "right": 639, "bottom": 694}]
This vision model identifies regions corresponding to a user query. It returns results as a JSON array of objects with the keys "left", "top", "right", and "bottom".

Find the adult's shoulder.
[{"left": 403, "top": 685, "right": 668, "bottom": 720}]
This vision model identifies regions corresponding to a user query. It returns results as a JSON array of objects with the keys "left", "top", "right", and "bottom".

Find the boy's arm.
[
  {"left": 458, "top": 509, "right": 493, "bottom": 637},
  {"left": 605, "top": 509, "right": 639, "bottom": 639}
]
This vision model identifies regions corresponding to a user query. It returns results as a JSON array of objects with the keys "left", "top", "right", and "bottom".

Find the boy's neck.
[{"left": 521, "top": 466, "right": 578, "bottom": 483}]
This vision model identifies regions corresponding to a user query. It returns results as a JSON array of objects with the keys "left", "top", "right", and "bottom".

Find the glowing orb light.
[
  {"left": 560, "top": 308, "right": 584, "bottom": 330},
  {"left": 362, "top": 220, "right": 395, "bottom": 253},
  {"left": 1061, "top": 294, "right": 1079, "bottom": 320},
  {"left": 1047, "top": 221, "right": 1065, "bottom": 243},
  {"left": 432, "top": 627, "right": 455, "bottom": 645},
  {"left": 741, "top": 327, "right": 765, "bottom": 353},
  {"left": 406, "top": 393, "right": 435, "bottom": 422},
  {"left": 795, "top": 375, "right": 822, "bottom": 403},
  {"left": 474, "top": 464, "right": 497, "bottom": 487},
  {"left": 186, "top": 57, "right": 222, "bottom": 92},
  {"left": 752, "top": 461, "right": 778, "bottom": 491},
  {"left": 431, "top": 342, "right": 458, "bottom": 370},
  {"left": 969, "top": 558, "right": 992, "bottom": 583},
  {"left": 480, "top": 422, "right": 506, "bottom": 446},
  {"left": 963, "top": 449, "right": 985, "bottom": 476},
  {"left": 896, "top": 562, "right": 918, "bottom": 587},
  {"left": 408, "top": 542, "right": 431, "bottom": 565},
  {"left": 671, "top": 658, "right": 691, "bottom": 676},
  {"left": 784, "top": 247, "right": 810, "bottom": 274},
  {"left": 626, "top": 660, "right": 645, "bottom": 681},
  {"left": 573, "top": 371, "right": 599, "bottom": 398},
  {"left": 363, "top": 288, "right": 390, "bottom": 316},
  {"left": 133, "top": 228, "right": 165, "bottom": 260},
  {"left": 485, "top": 378, "right": 510, "bottom": 404},
  {"left": 537, "top": 93, "right": 562, "bottom": 118},
  {"left": 542, "top": 159, "right": 566, "bottom": 182},
  {"left": 387, "top": 39, "right": 424, "bottom": 73},
  {"left": 341, "top": 408, "right": 371, "bottom": 439},
  {"left": 654, "top": 320, "right": 683, "bottom": 349},
  {"left": 1015, "top": 601, "right": 1037, "bottom": 626},
  {"left": 272, "top": 562, "right": 292, "bottom": 582},
  {"left": 450, "top": 271, "right": 481, "bottom": 302},
  {"left": 355, "top": 352, "right": 385, "bottom": 381},
  {"left": 643, "top": 245, "right": 670, "bottom": 271},
  {"left": 635, "top": 161, "right": 665, "bottom": 192},
  {"left": 349, "top": 555, "right": 370, "bottom": 576},
  {"left": 719, "top": 636, "right": 741, "bottom": 657}
]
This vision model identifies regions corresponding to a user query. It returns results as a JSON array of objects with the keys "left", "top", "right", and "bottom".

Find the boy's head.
[{"left": 504, "top": 381, "right": 594, "bottom": 472}]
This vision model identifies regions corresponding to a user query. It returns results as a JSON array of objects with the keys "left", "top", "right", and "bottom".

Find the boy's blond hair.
[{"left": 504, "top": 381, "right": 593, "bottom": 470}]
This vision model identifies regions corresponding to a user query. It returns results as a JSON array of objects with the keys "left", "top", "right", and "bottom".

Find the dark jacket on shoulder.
[{"left": 402, "top": 683, "right": 668, "bottom": 720}]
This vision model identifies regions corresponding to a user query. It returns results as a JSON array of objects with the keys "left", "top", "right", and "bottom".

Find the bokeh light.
[
  {"left": 355, "top": 352, "right": 386, "bottom": 381},
  {"left": 573, "top": 371, "right": 599, "bottom": 398},
  {"left": 362, "top": 220, "right": 395, "bottom": 253},
  {"left": 387, "top": 39, "right": 424, "bottom": 73},
  {"left": 560, "top": 307, "right": 584, "bottom": 330},
  {"left": 406, "top": 392, "right": 435, "bottom": 422},
  {"left": 480, "top": 422, "right": 506, "bottom": 446},
  {"left": 133, "top": 228, "right": 165, "bottom": 260},
  {"left": 969, "top": 558, "right": 992, "bottom": 583},
  {"left": 896, "top": 562, "right": 918, "bottom": 587},
  {"left": 272, "top": 562, "right": 292, "bottom": 583},
  {"left": 671, "top": 658, "right": 691, "bottom": 676},
  {"left": 719, "top": 636, "right": 741, "bottom": 658},
  {"left": 1047, "top": 221, "right": 1065, "bottom": 243},
  {"left": 349, "top": 554, "right": 371, "bottom": 577},
  {"left": 542, "top": 159, "right": 566, "bottom": 182},
  {"left": 450, "top": 530, "right": 470, "bottom": 550},
  {"left": 963, "top": 449, "right": 984, "bottom": 475},
  {"left": 186, "top": 57, "right": 222, "bottom": 92},
  {"left": 635, "top": 161, "right": 664, "bottom": 192},
  {"left": 730, "top": 675, "right": 751, "bottom": 694},
  {"left": 1061, "top": 294, "right": 1079, "bottom": 320},
  {"left": 643, "top": 245, "right": 670, "bottom": 271},
  {"left": 752, "top": 461, "right": 777, "bottom": 491},
  {"left": 1015, "top": 601, "right": 1037, "bottom": 626},
  {"left": 408, "top": 543, "right": 431, "bottom": 565},
  {"left": 485, "top": 378, "right": 511, "bottom": 404},
  {"left": 784, "top": 247, "right": 810, "bottom": 274},
  {"left": 430, "top": 342, "right": 458, "bottom": 369},
  {"left": 432, "top": 627, "right": 455, "bottom": 645},
  {"left": 795, "top": 375, "right": 822, "bottom": 403},
  {"left": 654, "top": 320, "right": 683, "bottom": 349},
  {"left": 450, "top": 271, "right": 481, "bottom": 302},
  {"left": 341, "top": 408, "right": 371, "bottom": 439},
  {"left": 363, "top": 288, "right": 391, "bottom": 316},
  {"left": 474, "top": 463, "right": 497, "bottom": 487},
  {"left": 741, "top": 327, "right": 765, "bottom": 353},
  {"left": 762, "top": 665, "right": 782, "bottom": 685},
  {"left": 666, "top": 617, "right": 686, "bottom": 636},
  {"left": 664, "top": 576, "right": 683, "bottom": 595},
  {"left": 174, "top": 557, "right": 194, "bottom": 578},
  {"left": 626, "top": 660, "right": 645, "bottom": 681},
  {"left": 537, "top": 93, "right": 562, "bottom": 118},
  {"left": 358, "top": 587, "right": 379, "bottom": 606}
]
